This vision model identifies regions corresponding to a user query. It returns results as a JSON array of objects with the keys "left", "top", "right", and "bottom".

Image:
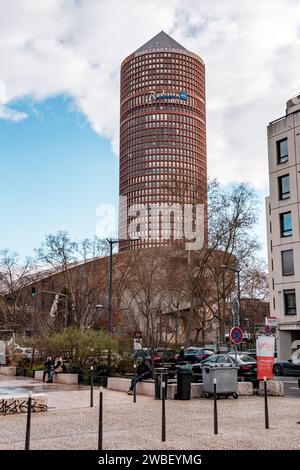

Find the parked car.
[
  {"left": 151, "top": 348, "right": 177, "bottom": 376},
  {"left": 132, "top": 348, "right": 151, "bottom": 362},
  {"left": 273, "top": 358, "right": 300, "bottom": 376},
  {"left": 12, "top": 347, "right": 40, "bottom": 360},
  {"left": 132, "top": 347, "right": 177, "bottom": 377},
  {"left": 243, "top": 349, "right": 278, "bottom": 360},
  {"left": 191, "top": 353, "right": 258, "bottom": 385},
  {"left": 182, "top": 347, "right": 214, "bottom": 363}
]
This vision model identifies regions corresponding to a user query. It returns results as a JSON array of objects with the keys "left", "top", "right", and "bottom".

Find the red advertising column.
[{"left": 256, "top": 336, "right": 275, "bottom": 380}]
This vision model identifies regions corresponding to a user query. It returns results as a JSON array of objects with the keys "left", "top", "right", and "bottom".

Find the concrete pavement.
[{"left": 1, "top": 375, "right": 300, "bottom": 450}]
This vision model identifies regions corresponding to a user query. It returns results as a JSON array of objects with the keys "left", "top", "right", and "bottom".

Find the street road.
[{"left": 274, "top": 376, "right": 300, "bottom": 397}]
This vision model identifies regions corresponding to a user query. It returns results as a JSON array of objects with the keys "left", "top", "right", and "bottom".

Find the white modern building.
[{"left": 266, "top": 95, "right": 300, "bottom": 360}]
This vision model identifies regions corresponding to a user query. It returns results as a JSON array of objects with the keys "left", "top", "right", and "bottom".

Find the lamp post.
[
  {"left": 221, "top": 265, "right": 241, "bottom": 326},
  {"left": 106, "top": 238, "right": 138, "bottom": 366}
]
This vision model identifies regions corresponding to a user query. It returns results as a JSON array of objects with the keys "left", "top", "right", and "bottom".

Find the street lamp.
[
  {"left": 220, "top": 265, "right": 241, "bottom": 326},
  {"left": 106, "top": 238, "right": 139, "bottom": 334},
  {"left": 106, "top": 238, "right": 138, "bottom": 365}
]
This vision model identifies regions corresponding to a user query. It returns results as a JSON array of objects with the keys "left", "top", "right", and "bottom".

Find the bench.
[
  {"left": 0, "top": 394, "right": 47, "bottom": 415},
  {"left": 34, "top": 370, "right": 78, "bottom": 385}
]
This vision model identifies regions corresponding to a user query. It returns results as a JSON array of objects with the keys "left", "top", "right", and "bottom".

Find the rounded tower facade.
[{"left": 119, "top": 31, "right": 207, "bottom": 251}]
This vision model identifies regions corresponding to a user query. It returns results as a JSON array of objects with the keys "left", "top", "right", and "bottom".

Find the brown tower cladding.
[{"left": 119, "top": 31, "right": 207, "bottom": 251}]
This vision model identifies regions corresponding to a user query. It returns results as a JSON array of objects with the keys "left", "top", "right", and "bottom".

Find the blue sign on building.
[{"left": 179, "top": 91, "right": 188, "bottom": 101}]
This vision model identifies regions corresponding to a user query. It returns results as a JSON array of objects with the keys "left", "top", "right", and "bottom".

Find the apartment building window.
[
  {"left": 284, "top": 289, "right": 296, "bottom": 315},
  {"left": 280, "top": 211, "right": 292, "bottom": 237},
  {"left": 277, "top": 138, "right": 288, "bottom": 163},
  {"left": 278, "top": 174, "right": 290, "bottom": 200},
  {"left": 281, "top": 249, "right": 294, "bottom": 276}
]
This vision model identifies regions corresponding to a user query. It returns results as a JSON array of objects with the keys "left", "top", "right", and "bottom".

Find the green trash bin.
[{"left": 176, "top": 364, "right": 192, "bottom": 400}]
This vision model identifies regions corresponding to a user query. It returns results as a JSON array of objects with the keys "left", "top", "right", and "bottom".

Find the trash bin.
[
  {"left": 154, "top": 367, "right": 168, "bottom": 400},
  {"left": 176, "top": 366, "right": 192, "bottom": 400},
  {"left": 202, "top": 364, "right": 239, "bottom": 399}
]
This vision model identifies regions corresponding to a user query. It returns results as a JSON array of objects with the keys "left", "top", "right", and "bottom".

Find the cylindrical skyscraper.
[{"left": 119, "top": 31, "right": 207, "bottom": 251}]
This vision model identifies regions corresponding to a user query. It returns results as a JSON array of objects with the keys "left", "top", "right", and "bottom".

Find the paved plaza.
[{"left": 0, "top": 375, "right": 300, "bottom": 450}]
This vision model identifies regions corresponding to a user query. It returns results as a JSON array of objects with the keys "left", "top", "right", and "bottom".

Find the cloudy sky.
[{"left": 1, "top": 0, "right": 300, "bottom": 257}]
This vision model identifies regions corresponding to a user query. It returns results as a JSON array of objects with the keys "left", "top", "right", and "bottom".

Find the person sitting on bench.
[
  {"left": 46, "top": 356, "right": 64, "bottom": 383},
  {"left": 43, "top": 356, "right": 54, "bottom": 382}
]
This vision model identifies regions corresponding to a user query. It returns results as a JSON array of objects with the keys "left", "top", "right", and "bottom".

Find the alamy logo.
[{"left": 119, "top": 196, "right": 204, "bottom": 250}]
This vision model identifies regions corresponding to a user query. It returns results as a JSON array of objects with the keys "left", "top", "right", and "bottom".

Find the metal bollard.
[
  {"left": 264, "top": 377, "right": 269, "bottom": 429},
  {"left": 133, "top": 364, "right": 137, "bottom": 403},
  {"left": 161, "top": 379, "right": 166, "bottom": 442},
  {"left": 90, "top": 366, "right": 94, "bottom": 408},
  {"left": 25, "top": 391, "right": 32, "bottom": 450},
  {"left": 213, "top": 378, "right": 218, "bottom": 435},
  {"left": 98, "top": 387, "right": 103, "bottom": 450}
]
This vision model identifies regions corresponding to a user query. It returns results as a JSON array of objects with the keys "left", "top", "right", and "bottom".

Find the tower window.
[
  {"left": 283, "top": 289, "right": 296, "bottom": 315},
  {"left": 278, "top": 174, "right": 290, "bottom": 200},
  {"left": 281, "top": 249, "right": 294, "bottom": 276},
  {"left": 280, "top": 211, "right": 292, "bottom": 237},
  {"left": 277, "top": 138, "right": 288, "bottom": 163}
]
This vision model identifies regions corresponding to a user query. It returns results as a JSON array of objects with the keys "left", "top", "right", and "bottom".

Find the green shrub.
[{"left": 48, "top": 326, "right": 118, "bottom": 367}]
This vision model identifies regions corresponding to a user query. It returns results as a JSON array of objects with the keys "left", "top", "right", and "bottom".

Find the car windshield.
[
  {"left": 203, "top": 355, "right": 218, "bottom": 363},
  {"left": 155, "top": 350, "right": 174, "bottom": 360},
  {"left": 204, "top": 349, "right": 214, "bottom": 355},
  {"left": 217, "top": 355, "right": 232, "bottom": 363},
  {"left": 237, "top": 355, "right": 256, "bottom": 363}
]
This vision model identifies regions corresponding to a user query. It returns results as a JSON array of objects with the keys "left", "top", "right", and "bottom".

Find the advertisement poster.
[{"left": 256, "top": 335, "right": 275, "bottom": 380}]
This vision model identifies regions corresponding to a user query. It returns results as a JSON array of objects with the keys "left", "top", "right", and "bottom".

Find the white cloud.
[
  {"left": 0, "top": 0, "right": 300, "bottom": 188},
  {"left": 0, "top": 104, "right": 27, "bottom": 121}
]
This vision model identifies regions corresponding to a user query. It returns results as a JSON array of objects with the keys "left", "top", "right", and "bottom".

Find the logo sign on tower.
[{"left": 149, "top": 90, "right": 189, "bottom": 103}]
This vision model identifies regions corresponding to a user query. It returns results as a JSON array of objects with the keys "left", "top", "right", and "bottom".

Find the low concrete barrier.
[
  {"left": 107, "top": 377, "right": 205, "bottom": 399},
  {"left": 0, "top": 394, "right": 47, "bottom": 415},
  {"left": 35, "top": 370, "right": 78, "bottom": 385},
  {"left": 0, "top": 366, "right": 16, "bottom": 376},
  {"left": 107, "top": 377, "right": 154, "bottom": 396},
  {"left": 258, "top": 380, "right": 284, "bottom": 396},
  {"left": 108, "top": 378, "right": 257, "bottom": 399},
  {"left": 237, "top": 382, "right": 254, "bottom": 396}
]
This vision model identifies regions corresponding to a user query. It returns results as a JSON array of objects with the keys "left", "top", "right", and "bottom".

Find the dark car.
[
  {"left": 151, "top": 348, "right": 177, "bottom": 377},
  {"left": 183, "top": 347, "right": 214, "bottom": 364},
  {"left": 132, "top": 347, "right": 177, "bottom": 377},
  {"left": 132, "top": 348, "right": 151, "bottom": 362},
  {"left": 273, "top": 359, "right": 300, "bottom": 376},
  {"left": 191, "top": 353, "right": 258, "bottom": 385}
]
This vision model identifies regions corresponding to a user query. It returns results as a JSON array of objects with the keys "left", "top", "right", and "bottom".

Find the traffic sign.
[
  {"left": 230, "top": 327, "right": 244, "bottom": 345},
  {"left": 263, "top": 325, "right": 271, "bottom": 336},
  {"left": 266, "top": 317, "right": 277, "bottom": 328}
]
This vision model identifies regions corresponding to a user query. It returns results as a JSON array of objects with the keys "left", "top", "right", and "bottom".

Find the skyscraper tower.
[{"left": 119, "top": 31, "right": 207, "bottom": 251}]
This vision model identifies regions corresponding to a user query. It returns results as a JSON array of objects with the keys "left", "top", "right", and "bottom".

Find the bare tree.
[
  {"left": 182, "top": 180, "right": 261, "bottom": 346},
  {"left": 0, "top": 249, "right": 35, "bottom": 332},
  {"left": 35, "top": 231, "right": 108, "bottom": 329}
]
